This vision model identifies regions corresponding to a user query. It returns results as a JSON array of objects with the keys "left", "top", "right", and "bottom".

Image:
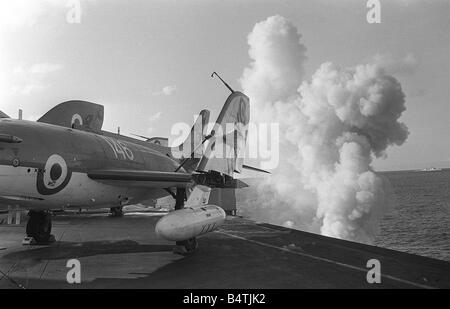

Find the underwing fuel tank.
[{"left": 155, "top": 205, "right": 226, "bottom": 241}]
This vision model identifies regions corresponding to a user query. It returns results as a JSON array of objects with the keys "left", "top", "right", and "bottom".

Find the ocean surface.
[
  {"left": 237, "top": 169, "right": 450, "bottom": 262},
  {"left": 375, "top": 169, "right": 450, "bottom": 262}
]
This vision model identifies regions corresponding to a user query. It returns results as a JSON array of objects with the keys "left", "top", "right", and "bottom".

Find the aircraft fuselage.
[{"left": 0, "top": 118, "right": 180, "bottom": 210}]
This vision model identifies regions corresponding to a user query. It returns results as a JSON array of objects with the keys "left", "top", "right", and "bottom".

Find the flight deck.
[{"left": 1, "top": 209, "right": 449, "bottom": 289}]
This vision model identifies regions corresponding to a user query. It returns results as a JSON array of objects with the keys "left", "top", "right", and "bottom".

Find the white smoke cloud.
[
  {"left": 240, "top": 15, "right": 409, "bottom": 244},
  {"left": 241, "top": 15, "right": 307, "bottom": 105}
]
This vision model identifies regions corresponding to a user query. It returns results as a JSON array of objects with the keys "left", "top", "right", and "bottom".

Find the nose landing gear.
[
  {"left": 110, "top": 206, "right": 124, "bottom": 217},
  {"left": 24, "top": 210, "right": 55, "bottom": 245}
]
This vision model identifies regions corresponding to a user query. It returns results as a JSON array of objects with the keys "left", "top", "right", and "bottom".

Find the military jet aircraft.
[{"left": 0, "top": 74, "right": 255, "bottom": 254}]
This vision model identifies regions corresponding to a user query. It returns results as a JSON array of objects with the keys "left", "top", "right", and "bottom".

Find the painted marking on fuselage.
[
  {"left": 0, "top": 164, "right": 162, "bottom": 211},
  {"left": 36, "top": 154, "right": 72, "bottom": 195},
  {"left": 100, "top": 136, "right": 134, "bottom": 161},
  {"left": 71, "top": 114, "right": 83, "bottom": 127}
]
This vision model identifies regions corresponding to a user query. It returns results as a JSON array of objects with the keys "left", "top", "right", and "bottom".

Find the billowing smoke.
[{"left": 239, "top": 15, "right": 409, "bottom": 244}]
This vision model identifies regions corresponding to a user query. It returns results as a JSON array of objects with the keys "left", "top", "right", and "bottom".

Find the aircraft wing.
[
  {"left": 87, "top": 169, "right": 248, "bottom": 190},
  {"left": 87, "top": 169, "right": 193, "bottom": 188}
]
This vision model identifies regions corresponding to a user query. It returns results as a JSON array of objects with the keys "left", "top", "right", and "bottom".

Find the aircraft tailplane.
[{"left": 0, "top": 111, "right": 10, "bottom": 119}]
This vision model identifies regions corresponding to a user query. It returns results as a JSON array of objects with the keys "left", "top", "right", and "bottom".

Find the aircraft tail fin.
[
  {"left": 38, "top": 100, "right": 104, "bottom": 132},
  {"left": 196, "top": 91, "right": 250, "bottom": 177},
  {"left": 0, "top": 111, "right": 10, "bottom": 119}
]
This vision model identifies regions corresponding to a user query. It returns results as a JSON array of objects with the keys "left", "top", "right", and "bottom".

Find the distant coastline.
[
  {"left": 378, "top": 167, "right": 449, "bottom": 174},
  {"left": 417, "top": 167, "right": 443, "bottom": 172}
]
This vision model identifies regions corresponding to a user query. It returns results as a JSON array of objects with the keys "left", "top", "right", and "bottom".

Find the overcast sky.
[{"left": 0, "top": 0, "right": 448, "bottom": 171}]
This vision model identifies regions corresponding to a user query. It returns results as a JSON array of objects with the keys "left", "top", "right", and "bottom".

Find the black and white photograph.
[{"left": 0, "top": 0, "right": 449, "bottom": 293}]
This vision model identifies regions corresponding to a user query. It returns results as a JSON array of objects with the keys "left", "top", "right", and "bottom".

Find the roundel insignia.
[
  {"left": 71, "top": 114, "right": 83, "bottom": 128},
  {"left": 37, "top": 154, "right": 72, "bottom": 195},
  {"left": 12, "top": 158, "right": 20, "bottom": 167}
]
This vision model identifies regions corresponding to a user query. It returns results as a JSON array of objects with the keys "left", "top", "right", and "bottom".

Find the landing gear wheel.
[
  {"left": 26, "top": 211, "right": 55, "bottom": 245},
  {"left": 173, "top": 237, "right": 198, "bottom": 255},
  {"left": 110, "top": 206, "right": 124, "bottom": 217}
]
